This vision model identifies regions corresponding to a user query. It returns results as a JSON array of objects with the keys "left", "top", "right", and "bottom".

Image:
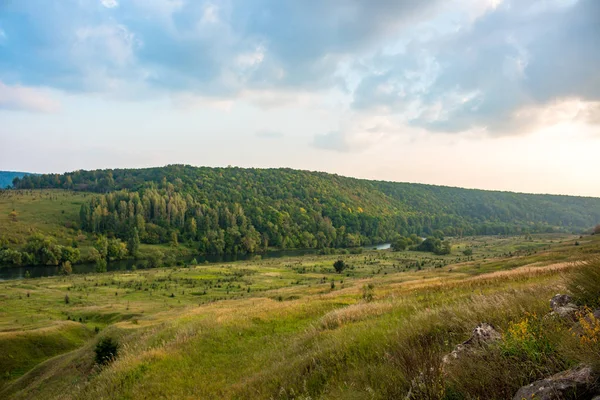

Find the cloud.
[
  {"left": 0, "top": 81, "right": 60, "bottom": 112},
  {"left": 101, "top": 0, "right": 119, "bottom": 8},
  {"left": 313, "top": 131, "right": 350, "bottom": 152},
  {"left": 256, "top": 130, "right": 283, "bottom": 139},
  {"left": 351, "top": 0, "right": 600, "bottom": 135},
  {"left": 1, "top": 0, "right": 598, "bottom": 138},
  {"left": 312, "top": 115, "right": 396, "bottom": 152},
  {"left": 0, "top": 0, "right": 440, "bottom": 97}
]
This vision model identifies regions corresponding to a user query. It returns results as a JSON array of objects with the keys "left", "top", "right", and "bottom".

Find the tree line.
[{"left": 11, "top": 165, "right": 600, "bottom": 258}]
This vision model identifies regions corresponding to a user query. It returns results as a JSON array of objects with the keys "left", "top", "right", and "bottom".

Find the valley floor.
[{"left": 1, "top": 233, "right": 599, "bottom": 399}]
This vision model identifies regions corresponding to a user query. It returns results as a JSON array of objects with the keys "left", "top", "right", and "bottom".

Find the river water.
[{"left": 0, "top": 243, "right": 390, "bottom": 281}]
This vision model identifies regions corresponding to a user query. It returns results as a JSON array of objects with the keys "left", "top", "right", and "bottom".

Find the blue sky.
[{"left": 0, "top": 0, "right": 599, "bottom": 195}]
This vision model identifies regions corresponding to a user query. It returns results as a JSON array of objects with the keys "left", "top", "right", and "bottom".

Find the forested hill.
[
  {"left": 0, "top": 171, "right": 36, "bottom": 189},
  {"left": 11, "top": 165, "right": 600, "bottom": 253}
]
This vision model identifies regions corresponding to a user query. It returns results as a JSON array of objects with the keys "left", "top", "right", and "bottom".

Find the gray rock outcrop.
[
  {"left": 512, "top": 365, "right": 596, "bottom": 400},
  {"left": 442, "top": 323, "right": 501, "bottom": 364},
  {"left": 549, "top": 294, "right": 579, "bottom": 320}
]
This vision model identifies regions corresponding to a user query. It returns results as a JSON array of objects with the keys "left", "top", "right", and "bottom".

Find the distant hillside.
[
  {"left": 0, "top": 171, "right": 36, "bottom": 189},
  {"left": 11, "top": 165, "right": 600, "bottom": 253}
]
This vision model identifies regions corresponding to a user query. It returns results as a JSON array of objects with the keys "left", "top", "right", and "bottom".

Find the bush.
[
  {"left": 60, "top": 261, "right": 72, "bottom": 275},
  {"left": 95, "top": 258, "right": 107, "bottom": 273},
  {"left": 333, "top": 259, "right": 346, "bottom": 273},
  {"left": 567, "top": 258, "right": 600, "bottom": 308},
  {"left": 462, "top": 248, "right": 473, "bottom": 256},
  {"left": 362, "top": 283, "right": 375, "bottom": 302},
  {"left": 392, "top": 237, "right": 408, "bottom": 251},
  {"left": 95, "top": 337, "right": 119, "bottom": 365}
]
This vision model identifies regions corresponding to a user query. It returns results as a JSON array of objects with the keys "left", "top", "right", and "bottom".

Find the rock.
[
  {"left": 512, "top": 365, "right": 597, "bottom": 400},
  {"left": 549, "top": 294, "right": 579, "bottom": 320},
  {"left": 442, "top": 323, "right": 501, "bottom": 364},
  {"left": 550, "top": 294, "right": 573, "bottom": 310}
]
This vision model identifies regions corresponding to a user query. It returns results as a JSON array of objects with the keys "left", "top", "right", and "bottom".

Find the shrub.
[
  {"left": 500, "top": 313, "right": 555, "bottom": 363},
  {"left": 95, "top": 337, "right": 119, "bottom": 365},
  {"left": 567, "top": 258, "right": 600, "bottom": 308},
  {"left": 96, "top": 258, "right": 107, "bottom": 273},
  {"left": 362, "top": 283, "right": 375, "bottom": 302},
  {"left": 60, "top": 261, "right": 72, "bottom": 275},
  {"left": 333, "top": 259, "right": 346, "bottom": 273},
  {"left": 462, "top": 248, "right": 473, "bottom": 256}
]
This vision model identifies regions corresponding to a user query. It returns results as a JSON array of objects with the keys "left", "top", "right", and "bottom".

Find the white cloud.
[
  {"left": 201, "top": 3, "right": 219, "bottom": 24},
  {"left": 101, "top": 0, "right": 119, "bottom": 8}
]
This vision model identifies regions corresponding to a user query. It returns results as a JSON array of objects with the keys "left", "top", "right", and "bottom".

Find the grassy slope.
[
  {"left": 0, "top": 190, "right": 91, "bottom": 247},
  {"left": 1, "top": 234, "right": 598, "bottom": 399},
  {"left": 0, "top": 190, "right": 195, "bottom": 263}
]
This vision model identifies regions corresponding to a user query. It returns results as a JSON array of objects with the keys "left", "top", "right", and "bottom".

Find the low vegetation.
[{"left": 0, "top": 233, "right": 598, "bottom": 399}]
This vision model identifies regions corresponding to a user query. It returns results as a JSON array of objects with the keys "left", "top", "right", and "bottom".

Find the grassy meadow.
[
  {"left": 0, "top": 189, "right": 196, "bottom": 264},
  {"left": 1, "top": 233, "right": 599, "bottom": 399}
]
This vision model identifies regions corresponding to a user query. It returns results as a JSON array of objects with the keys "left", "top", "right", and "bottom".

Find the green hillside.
[
  {"left": 12, "top": 165, "right": 600, "bottom": 244},
  {"left": 9, "top": 166, "right": 600, "bottom": 259}
]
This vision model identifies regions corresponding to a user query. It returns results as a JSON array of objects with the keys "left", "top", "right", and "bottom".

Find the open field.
[{"left": 1, "top": 233, "right": 599, "bottom": 399}]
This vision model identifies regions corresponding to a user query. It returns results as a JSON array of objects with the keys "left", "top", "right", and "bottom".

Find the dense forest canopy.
[{"left": 12, "top": 165, "right": 600, "bottom": 255}]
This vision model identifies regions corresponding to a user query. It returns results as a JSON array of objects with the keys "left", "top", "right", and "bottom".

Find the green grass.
[
  {"left": 0, "top": 190, "right": 92, "bottom": 247},
  {"left": 0, "top": 234, "right": 599, "bottom": 399},
  {"left": 0, "top": 190, "right": 197, "bottom": 265}
]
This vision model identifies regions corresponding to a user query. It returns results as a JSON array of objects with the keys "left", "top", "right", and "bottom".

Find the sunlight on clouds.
[{"left": 0, "top": 82, "right": 61, "bottom": 113}]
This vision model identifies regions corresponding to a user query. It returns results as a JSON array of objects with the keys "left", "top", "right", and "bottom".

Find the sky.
[{"left": 0, "top": 0, "right": 599, "bottom": 196}]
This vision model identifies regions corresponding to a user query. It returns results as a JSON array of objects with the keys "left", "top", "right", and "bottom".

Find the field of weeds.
[{"left": 1, "top": 233, "right": 599, "bottom": 399}]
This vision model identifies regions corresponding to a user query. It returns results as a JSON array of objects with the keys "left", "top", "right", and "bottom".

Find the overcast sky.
[{"left": 1, "top": 0, "right": 599, "bottom": 196}]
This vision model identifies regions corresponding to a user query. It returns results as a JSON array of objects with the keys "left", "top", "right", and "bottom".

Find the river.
[{"left": 0, "top": 243, "right": 391, "bottom": 281}]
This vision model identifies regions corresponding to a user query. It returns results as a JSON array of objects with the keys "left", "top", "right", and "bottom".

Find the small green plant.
[
  {"left": 96, "top": 258, "right": 107, "bottom": 273},
  {"left": 64, "top": 294, "right": 70, "bottom": 304},
  {"left": 362, "top": 283, "right": 375, "bottom": 302},
  {"left": 462, "top": 248, "right": 473, "bottom": 256},
  {"left": 501, "top": 313, "right": 554, "bottom": 363},
  {"left": 61, "top": 261, "right": 72, "bottom": 275},
  {"left": 567, "top": 258, "right": 600, "bottom": 308},
  {"left": 95, "top": 337, "right": 119, "bottom": 365},
  {"left": 333, "top": 259, "right": 346, "bottom": 273}
]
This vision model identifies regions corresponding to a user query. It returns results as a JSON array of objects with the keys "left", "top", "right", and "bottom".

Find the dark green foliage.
[
  {"left": 333, "top": 260, "right": 346, "bottom": 273},
  {"left": 567, "top": 258, "right": 600, "bottom": 308},
  {"left": 94, "top": 337, "right": 119, "bottom": 365},
  {"left": 392, "top": 237, "right": 408, "bottom": 251},
  {"left": 415, "top": 237, "right": 451, "bottom": 255},
  {"left": 11, "top": 165, "right": 600, "bottom": 256},
  {"left": 462, "top": 248, "right": 473, "bottom": 256},
  {"left": 127, "top": 228, "right": 140, "bottom": 258},
  {"left": 95, "top": 258, "right": 107, "bottom": 273},
  {"left": 0, "top": 234, "right": 79, "bottom": 267}
]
